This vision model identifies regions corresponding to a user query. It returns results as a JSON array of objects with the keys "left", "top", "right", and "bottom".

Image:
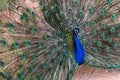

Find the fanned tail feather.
[{"left": 0, "top": 0, "right": 120, "bottom": 80}]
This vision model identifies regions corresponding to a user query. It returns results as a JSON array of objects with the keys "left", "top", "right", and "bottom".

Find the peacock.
[{"left": 0, "top": 0, "right": 120, "bottom": 80}]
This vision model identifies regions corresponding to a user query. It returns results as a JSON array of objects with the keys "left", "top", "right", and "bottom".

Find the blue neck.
[{"left": 73, "top": 34, "right": 84, "bottom": 65}]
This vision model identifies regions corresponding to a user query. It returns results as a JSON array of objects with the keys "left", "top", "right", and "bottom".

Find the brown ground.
[{"left": 72, "top": 64, "right": 120, "bottom": 80}]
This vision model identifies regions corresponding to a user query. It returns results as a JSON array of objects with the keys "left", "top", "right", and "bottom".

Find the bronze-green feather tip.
[{"left": 0, "top": 0, "right": 9, "bottom": 11}]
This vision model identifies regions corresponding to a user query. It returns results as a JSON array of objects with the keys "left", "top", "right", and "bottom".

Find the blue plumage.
[{"left": 73, "top": 28, "right": 84, "bottom": 65}]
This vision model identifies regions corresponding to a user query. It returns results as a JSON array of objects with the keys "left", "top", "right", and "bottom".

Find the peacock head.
[{"left": 73, "top": 28, "right": 80, "bottom": 36}]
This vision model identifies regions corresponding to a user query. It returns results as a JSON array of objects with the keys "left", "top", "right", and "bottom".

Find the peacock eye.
[
  {"left": 0, "top": 61, "right": 4, "bottom": 67},
  {"left": 52, "top": 7, "right": 55, "bottom": 11},
  {"left": 66, "top": 17, "right": 69, "bottom": 21},
  {"left": 111, "top": 13, "right": 117, "bottom": 20},
  {"left": 68, "top": 7, "right": 73, "bottom": 13},
  {"left": 113, "top": 43, "right": 119, "bottom": 49},
  {"left": 88, "top": 7, "right": 94, "bottom": 14},
  {"left": 61, "top": 13, "right": 64, "bottom": 17},
  {"left": 37, "top": 73, "right": 43, "bottom": 79},
  {"left": 60, "top": 23, "right": 64, "bottom": 27},
  {"left": 80, "top": 10, "right": 84, "bottom": 16},
  {"left": 101, "top": 22, "right": 107, "bottom": 29},
  {"left": 99, "top": 9, "right": 106, "bottom": 16},
  {"left": 45, "top": 12, "right": 48, "bottom": 15},
  {"left": 44, "top": 10, "right": 49, "bottom": 17},
  {"left": 31, "top": 11, "right": 35, "bottom": 16},
  {"left": 106, "top": 0, "right": 112, "bottom": 3},
  {"left": 51, "top": 18, "right": 55, "bottom": 23},
  {"left": 118, "top": 33, "right": 120, "bottom": 38},
  {"left": 73, "top": 0, "right": 79, "bottom": 6},
  {"left": 40, "top": 2, "right": 45, "bottom": 9},
  {"left": 91, "top": 21, "right": 96, "bottom": 27},
  {"left": 7, "top": 75, "right": 13, "bottom": 80},
  {"left": 51, "top": 6, "right": 56, "bottom": 12},
  {"left": 93, "top": 47, "right": 98, "bottom": 52}
]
